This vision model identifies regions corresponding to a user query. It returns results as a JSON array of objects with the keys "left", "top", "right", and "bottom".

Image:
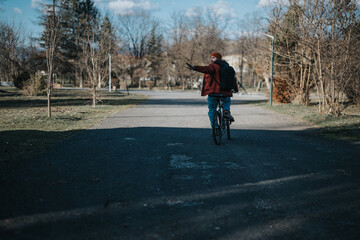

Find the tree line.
[
  {"left": 266, "top": 0, "right": 360, "bottom": 114},
  {"left": 0, "top": 0, "right": 359, "bottom": 116}
]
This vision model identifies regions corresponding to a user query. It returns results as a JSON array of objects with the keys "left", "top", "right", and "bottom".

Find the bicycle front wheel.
[
  {"left": 212, "top": 111, "right": 222, "bottom": 145},
  {"left": 226, "top": 120, "right": 231, "bottom": 140}
]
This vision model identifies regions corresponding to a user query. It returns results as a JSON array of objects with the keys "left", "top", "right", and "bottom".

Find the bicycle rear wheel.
[
  {"left": 226, "top": 120, "right": 231, "bottom": 140},
  {"left": 212, "top": 111, "right": 222, "bottom": 145}
]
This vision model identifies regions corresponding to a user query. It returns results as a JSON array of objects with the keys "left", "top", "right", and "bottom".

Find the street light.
[
  {"left": 264, "top": 33, "right": 274, "bottom": 106},
  {"left": 108, "top": 54, "right": 112, "bottom": 92}
]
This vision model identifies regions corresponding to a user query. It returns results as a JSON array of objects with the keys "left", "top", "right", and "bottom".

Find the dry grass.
[
  {"left": 260, "top": 101, "right": 360, "bottom": 143},
  {"left": 0, "top": 87, "right": 146, "bottom": 162}
]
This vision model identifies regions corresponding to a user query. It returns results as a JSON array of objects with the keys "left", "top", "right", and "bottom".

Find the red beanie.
[{"left": 210, "top": 52, "right": 222, "bottom": 60}]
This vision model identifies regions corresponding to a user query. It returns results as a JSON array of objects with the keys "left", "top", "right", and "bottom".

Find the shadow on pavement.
[{"left": 0, "top": 127, "right": 359, "bottom": 240}]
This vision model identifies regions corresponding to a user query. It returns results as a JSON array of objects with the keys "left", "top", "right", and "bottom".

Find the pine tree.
[
  {"left": 98, "top": 14, "right": 116, "bottom": 87},
  {"left": 78, "top": 0, "right": 99, "bottom": 33},
  {"left": 146, "top": 25, "right": 163, "bottom": 83},
  {"left": 50, "top": 0, "right": 100, "bottom": 87},
  {"left": 100, "top": 14, "right": 116, "bottom": 55},
  {"left": 56, "top": 0, "right": 78, "bottom": 80}
]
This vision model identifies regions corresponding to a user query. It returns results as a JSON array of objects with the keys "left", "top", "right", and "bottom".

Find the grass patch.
[
  {"left": 0, "top": 87, "right": 146, "bottom": 162},
  {"left": 259, "top": 102, "right": 360, "bottom": 143}
]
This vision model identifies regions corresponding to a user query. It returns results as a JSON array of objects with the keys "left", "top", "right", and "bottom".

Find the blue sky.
[{"left": 0, "top": 0, "right": 271, "bottom": 37}]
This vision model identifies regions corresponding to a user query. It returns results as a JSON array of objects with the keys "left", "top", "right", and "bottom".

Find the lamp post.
[
  {"left": 108, "top": 54, "right": 111, "bottom": 92},
  {"left": 264, "top": 34, "right": 274, "bottom": 106}
]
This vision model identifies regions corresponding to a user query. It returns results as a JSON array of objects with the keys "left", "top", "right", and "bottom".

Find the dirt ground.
[{"left": 1, "top": 91, "right": 359, "bottom": 240}]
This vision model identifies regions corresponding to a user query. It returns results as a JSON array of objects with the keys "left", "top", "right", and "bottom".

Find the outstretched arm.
[
  {"left": 186, "top": 63, "right": 195, "bottom": 70},
  {"left": 193, "top": 64, "right": 216, "bottom": 75},
  {"left": 186, "top": 62, "right": 216, "bottom": 74}
]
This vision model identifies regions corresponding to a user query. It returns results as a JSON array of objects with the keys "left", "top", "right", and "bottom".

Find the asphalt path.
[{"left": 1, "top": 91, "right": 359, "bottom": 240}]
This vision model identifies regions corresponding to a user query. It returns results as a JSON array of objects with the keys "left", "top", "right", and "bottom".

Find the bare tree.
[
  {"left": 80, "top": 15, "right": 111, "bottom": 107},
  {"left": 167, "top": 11, "right": 189, "bottom": 89},
  {"left": 318, "top": 0, "right": 359, "bottom": 114},
  {"left": 0, "top": 21, "right": 23, "bottom": 82},
  {"left": 42, "top": 0, "right": 61, "bottom": 117},
  {"left": 295, "top": 0, "right": 359, "bottom": 113},
  {"left": 162, "top": 49, "right": 173, "bottom": 90},
  {"left": 166, "top": 9, "right": 227, "bottom": 90},
  {"left": 233, "top": 13, "right": 272, "bottom": 92},
  {"left": 263, "top": 0, "right": 359, "bottom": 112},
  {"left": 112, "top": 54, "right": 130, "bottom": 94},
  {"left": 116, "top": 11, "right": 157, "bottom": 88},
  {"left": 264, "top": 1, "right": 315, "bottom": 105}
]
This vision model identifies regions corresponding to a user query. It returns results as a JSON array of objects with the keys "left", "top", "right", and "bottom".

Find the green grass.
[
  {"left": 0, "top": 87, "right": 146, "bottom": 162},
  {"left": 259, "top": 102, "right": 360, "bottom": 143}
]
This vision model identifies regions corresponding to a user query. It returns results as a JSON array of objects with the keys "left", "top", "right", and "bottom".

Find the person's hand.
[{"left": 186, "top": 63, "right": 195, "bottom": 70}]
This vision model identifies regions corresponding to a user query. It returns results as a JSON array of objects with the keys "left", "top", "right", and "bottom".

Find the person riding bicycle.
[{"left": 186, "top": 52, "right": 238, "bottom": 129}]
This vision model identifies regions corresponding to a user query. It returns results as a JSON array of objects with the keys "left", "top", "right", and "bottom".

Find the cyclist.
[{"left": 187, "top": 52, "right": 238, "bottom": 130}]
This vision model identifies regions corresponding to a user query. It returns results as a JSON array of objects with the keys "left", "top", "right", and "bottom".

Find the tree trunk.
[
  {"left": 256, "top": 80, "right": 262, "bottom": 92},
  {"left": 47, "top": 69, "right": 53, "bottom": 118},
  {"left": 293, "top": 91, "right": 310, "bottom": 105},
  {"left": 47, "top": 88, "right": 51, "bottom": 117},
  {"left": 263, "top": 73, "right": 271, "bottom": 91},
  {"left": 126, "top": 80, "right": 129, "bottom": 95},
  {"left": 75, "top": 68, "right": 81, "bottom": 87},
  {"left": 98, "top": 73, "right": 101, "bottom": 89},
  {"left": 92, "top": 85, "right": 96, "bottom": 107},
  {"left": 80, "top": 74, "right": 83, "bottom": 88}
]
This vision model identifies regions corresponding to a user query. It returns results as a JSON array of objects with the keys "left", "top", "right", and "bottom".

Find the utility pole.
[
  {"left": 108, "top": 54, "right": 111, "bottom": 92},
  {"left": 264, "top": 34, "right": 274, "bottom": 106}
]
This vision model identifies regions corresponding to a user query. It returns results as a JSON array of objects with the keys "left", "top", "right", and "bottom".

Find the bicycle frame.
[{"left": 212, "top": 96, "right": 231, "bottom": 145}]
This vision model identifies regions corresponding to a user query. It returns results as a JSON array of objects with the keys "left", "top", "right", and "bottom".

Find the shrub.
[
  {"left": 345, "top": 77, "right": 360, "bottom": 104},
  {"left": 146, "top": 80, "right": 155, "bottom": 90},
  {"left": 13, "top": 71, "right": 31, "bottom": 89},
  {"left": 111, "top": 77, "right": 120, "bottom": 88},
  {"left": 273, "top": 77, "right": 293, "bottom": 103},
  {"left": 21, "top": 72, "right": 47, "bottom": 96}
]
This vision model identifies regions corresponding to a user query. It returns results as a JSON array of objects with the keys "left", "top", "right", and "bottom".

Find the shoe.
[{"left": 224, "top": 111, "right": 235, "bottom": 122}]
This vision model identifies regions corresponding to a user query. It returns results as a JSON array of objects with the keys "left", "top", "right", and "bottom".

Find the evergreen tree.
[
  {"left": 56, "top": 0, "right": 78, "bottom": 80},
  {"left": 48, "top": 0, "right": 100, "bottom": 87},
  {"left": 100, "top": 14, "right": 116, "bottom": 55},
  {"left": 146, "top": 24, "right": 163, "bottom": 82},
  {"left": 98, "top": 14, "right": 116, "bottom": 87},
  {"left": 78, "top": 0, "right": 99, "bottom": 34}
]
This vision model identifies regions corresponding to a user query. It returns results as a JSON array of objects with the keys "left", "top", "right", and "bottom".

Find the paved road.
[{"left": 1, "top": 91, "right": 360, "bottom": 240}]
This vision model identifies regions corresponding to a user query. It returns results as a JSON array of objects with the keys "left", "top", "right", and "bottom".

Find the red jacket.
[{"left": 194, "top": 62, "right": 238, "bottom": 97}]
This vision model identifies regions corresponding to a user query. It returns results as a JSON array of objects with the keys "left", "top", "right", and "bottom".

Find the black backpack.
[{"left": 214, "top": 60, "right": 236, "bottom": 91}]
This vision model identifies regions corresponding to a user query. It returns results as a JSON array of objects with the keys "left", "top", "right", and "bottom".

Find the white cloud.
[
  {"left": 13, "top": 7, "right": 23, "bottom": 14},
  {"left": 257, "top": 0, "right": 278, "bottom": 7},
  {"left": 210, "top": 0, "right": 236, "bottom": 18},
  {"left": 107, "top": 0, "right": 158, "bottom": 15},
  {"left": 185, "top": 1, "right": 236, "bottom": 18},
  {"left": 257, "top": 0, "right": 360, "bottom": 8},
  {"left": 185, "top": 6, "right": 201, "bottom": 18},
  {"left": 31, "top": 0, "right": 44, "bottom": 8}
]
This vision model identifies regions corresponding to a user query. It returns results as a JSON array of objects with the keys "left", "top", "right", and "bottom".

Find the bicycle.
[{"left": 211, "top": 94, "right": 231, "bottom": 145}]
